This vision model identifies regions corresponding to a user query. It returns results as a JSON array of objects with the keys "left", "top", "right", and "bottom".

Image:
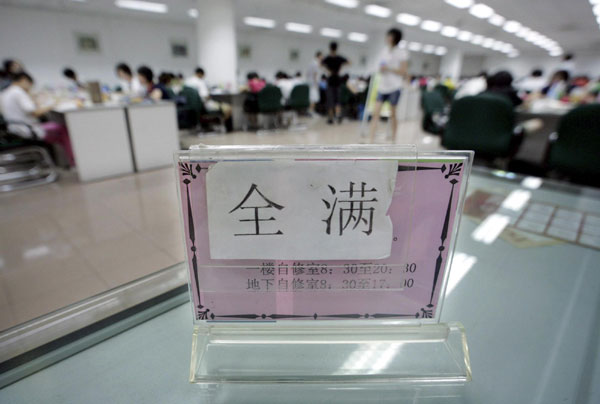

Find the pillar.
[
  {"left": 195, "top": 0, "right": 237, "bottom": 90},
  {"left": 439, "top": 49, "right": 463, "bottom": 82}
]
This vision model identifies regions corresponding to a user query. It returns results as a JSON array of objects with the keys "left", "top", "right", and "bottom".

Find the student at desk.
[
  {"left": 184, "top": 67, "right": 231, "bottom": 120},
  {"left": 137, "top": 65, "right": 170, "bottom": 101},
  {"left": 0, "top": 72, "right": 74, "bottom": 165},
  {"left": 62, "top": 67, "right": 85, "bottom": 91},
  {"left": 1, "top": 59, "right": 24, "bottom": 90},
  {"left": 115, "top": 63, "right": 144, "bottom": 97}
]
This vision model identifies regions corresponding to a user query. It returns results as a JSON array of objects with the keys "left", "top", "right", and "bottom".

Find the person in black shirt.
[
  {"left": 482, "top": 71, "right": 522, "bottom": 107},
  {"left": 321, "top": 41, "right": 349, "bottom": 124}
]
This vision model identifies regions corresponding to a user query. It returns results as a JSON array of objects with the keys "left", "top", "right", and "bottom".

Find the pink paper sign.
[{"left": 178, "top": 159, "right": 466, "bottom": 322}]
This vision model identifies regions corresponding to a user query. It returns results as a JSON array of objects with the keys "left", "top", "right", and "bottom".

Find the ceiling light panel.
[
  {"left": 348, "top": 32, "right": 368, "bottom": 42},
  {"left": 488, "top": 14, "right": 505, "bottom": 26},
  {"left": 445, "top": 0, "right": 473, "bottom": 8},
  {"left": 364, "top": 4, "right": 391, "bottom": 18},
  {"left": 115, "top": 0, "right": 167, "bottom": 13},
  {"left": 421, "top": 20, "right": 442, "bottom": 32},
  {"left": 441, "top": 26, "right": 459, "bottom": 37},
  {"left": 320, "top": 27, "right": 342, "bottom": 37},
  {"left": 469, "top": 3, "right": 494, "bottom": 19},
  {"left": 324, "top": 0, "right": 359, "bottom": 8},
  {"left": 285, "top": 22, "right": 312, "bottom": 33},
  {"left": 397, "top": 13, "right": 421, "bottom": 26},
  {"left": 243, "top": 16, "right": 276, "bottom": 28}
]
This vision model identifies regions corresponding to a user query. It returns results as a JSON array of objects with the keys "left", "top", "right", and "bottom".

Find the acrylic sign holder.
[{"left": 175, "top": 145, "right": 473, "bottom": 384}]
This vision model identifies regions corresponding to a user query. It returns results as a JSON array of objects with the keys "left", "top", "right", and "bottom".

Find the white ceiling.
[{"left": 1, "top": 0, "right": 599, "bottom": 57}]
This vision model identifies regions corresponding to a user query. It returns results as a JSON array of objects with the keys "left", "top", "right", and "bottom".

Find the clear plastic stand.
[
  {"left": 190, "top": 322, "right": 471, "bottom": 383},
  {"left": 175, "top": 145, "right": 473, "bottom": 384}
]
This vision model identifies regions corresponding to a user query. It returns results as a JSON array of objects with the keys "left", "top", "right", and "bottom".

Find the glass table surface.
[{"left": 1, "top": 169, "right": 599, "bottom": 404}]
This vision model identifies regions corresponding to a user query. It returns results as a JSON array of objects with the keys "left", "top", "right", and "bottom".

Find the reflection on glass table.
[{"left": 0, "top": 167, "right": 599, "bottom": 404}]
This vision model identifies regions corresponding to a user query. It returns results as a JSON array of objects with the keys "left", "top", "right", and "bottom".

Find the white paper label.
[{"left": 206, "top": 160, "right": 398, "bottom": 260}]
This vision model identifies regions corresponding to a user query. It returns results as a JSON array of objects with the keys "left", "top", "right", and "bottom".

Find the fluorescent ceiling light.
[
  {"left": 516, "top": 27, "right": 531, "bottom": 38},
  {"left": 408, "top": 42, "right": 422, "bottom": 51},
  {"left": 508, "top": 51, "right": 519, "bottom": 58},
  {"left": 525, "top": 31, "right": 541, "bottom": 42},
  {"left": 421, "top": 20, "right": 442, "bottom": 32},
  {"left": 482, "top": 37, "right": 495, "bottom": 48},
  {"left": 591, "top": 0, "right": 600, "bottom": 4},
  {"left": 364, "top": 4, "right": 391, "bottom": 18},
  {"left": 423, "top": 44, "right": 436, "bottom": 53},
  {"left": 244, "top": 16, "right": 276, "bottom": 28},
  {"left": 594, "top": 4, "right": 600, "bottom": 13},
  {"left": 469, "top": 3, "right": 494, "bottom": 19},
  {"left": 501, "top": 43, "right": 513, "bottom": 53},
  {"left": 348, "top": 32, "right": 368, "bottom": 42},
  {"left": 488, "top": 14, "right": 505, "bottom": 26},
  {"left": 187, "top": 8, "right": 198, "bottom": 18},
  {"left": 397, "top": 13, "right": 421, "bottom": 26},
  {"left": 503, "top": 20, "right": 522, "bottom": 33},
  {"left": 492, "top": 41, "right": 504, "bottom": 51},
  {"left": 324, "top": 0, "right": 359, "bottom": 8},
  {"left": 549, "top": 49, "right": 563, "bottom": 56},
  {"left": 471, "top": 34, "right": 484, "bottom": 45},
  {"left": 115, "top": 0, "right": 167, "bottom": 13},
  {"left": 285, "top": 22, "right": 312, "bottom": 33},
  {"left": 441, "top": 26, "right": 459, "bottom": 37},
  {"left": 457, "top": 30, "right": 473, "bottom": 41},
  {"left": 320, "top": 27, "right": 342, "bottom": 38},
  {"left": 435, "top": 46, "right": 448, "bottom": 55},
  {"left": 445, "top": 0, "right": 473, "bottom": 8}
]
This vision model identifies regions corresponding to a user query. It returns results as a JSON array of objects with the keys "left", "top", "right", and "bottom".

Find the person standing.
[
  {"left": 306, "top": 51, "right": 322, "bottom": 113},
  {"left": 321, "top": 42, "right": 349, "bottom": 124},
  {"left": 369, "top": 28, "right": 409, "bottom": 143}
]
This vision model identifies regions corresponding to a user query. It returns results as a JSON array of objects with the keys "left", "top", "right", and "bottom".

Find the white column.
[
  {"left": 196, "top": 0, "right": 237, "bottom": 90},
  {"left": 439, "top": 49, "right": 463, "bottom": 82}
]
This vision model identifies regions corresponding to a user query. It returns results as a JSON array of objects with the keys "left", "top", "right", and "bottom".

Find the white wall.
[{"left": 0, "top": 5, "right": 197, "bottom": 88}]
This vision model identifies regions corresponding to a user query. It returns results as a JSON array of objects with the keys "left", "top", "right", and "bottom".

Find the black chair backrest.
[
  {"left": 548, "top": 103, "right": 600, "bottom": 177},
  {"left": 442, "top": 93, "right": 515, "bottom": 157},
  {"left": 257, "top": 85, "right": 283, "bottom": 113}
]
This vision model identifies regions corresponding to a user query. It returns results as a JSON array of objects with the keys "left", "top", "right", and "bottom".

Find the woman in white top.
[
  {"left": 115, "top": 63, "right": 144, "bottom": 97},
  {"left": 369, "top": 28, "right": 409, "bottom": 143},
  {"left": 1, "top": 72, "right": 74, "bottom": 165}
]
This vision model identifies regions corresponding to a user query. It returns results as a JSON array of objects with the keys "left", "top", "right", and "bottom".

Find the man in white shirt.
[
  {"left": 1, "top": 72, "right": 74, "bottom": 165},
  {"left": 516, "top": 69, "right": 546, "bottom": 94},
  {"left": 369, "top": 28, "right": 409, "bottom": 143},
  {"left": 184, "top": 67, "right": 231, "bottom": 121},
  {"left": 455, "top": 71, "right": 488, "bottom": 99},
  {"left": 115, "top": 63, "right": 144, "bottom": 97},
  {"left": 185, "top": 67, "right": 210, "bottom": 100},
  {"left": 1, "top": 72, "right": 48, "bottom": 138}
]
